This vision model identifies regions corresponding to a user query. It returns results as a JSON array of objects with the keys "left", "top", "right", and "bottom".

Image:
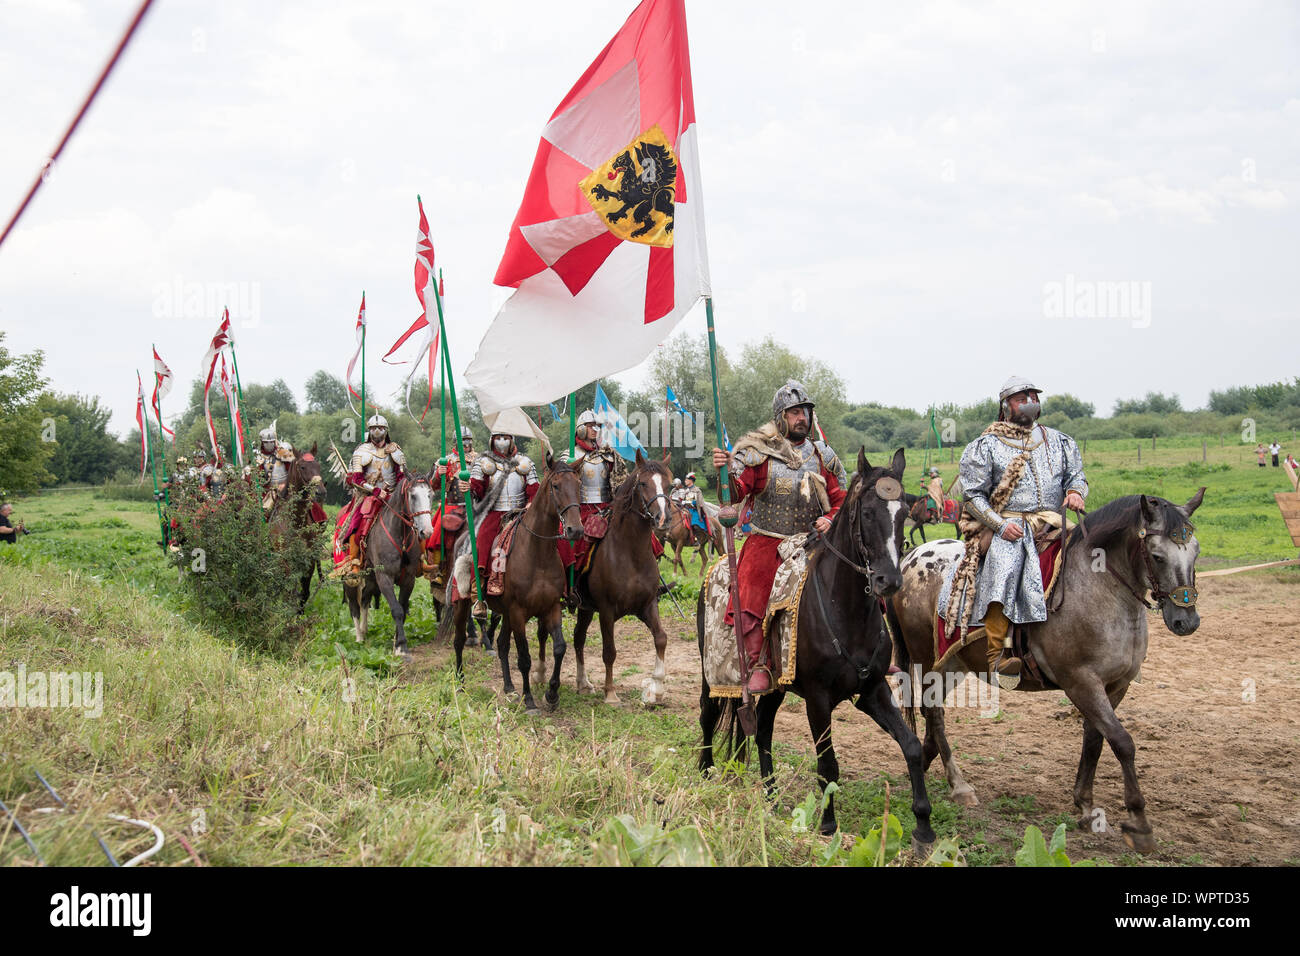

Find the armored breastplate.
[
  {"left": 748, "top": 443, "right": 824, "bottom": 536},
  {"left": 270, "top": 460, "right": 289, "bottom": 486},
  {"left": 994, "top": 432, "right": 1065, "bottom": 514},
  {"left": 579, "top": 453, "right": 612, "bottom": 504},
  {"left": 495, "top": 468, "right": 527, "bottom": 511}
]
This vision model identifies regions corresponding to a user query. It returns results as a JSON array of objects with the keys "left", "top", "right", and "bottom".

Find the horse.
[
  {"left": 886, "top": 489, "right": 1205, "bottom": 853},
  {"left": 266, "top": 444, "right": 327, "bottom": 611},
  {"left": 343, "top": 471, "right": 436, "bottom": 658},
  {"left": 698, "top": 449, "right": 936, "bottom": 848},
  {"left": 450, "top": 453, "right": 584, "bottom": 714},
  {"left": 554, "top": 451, "right": 674, "bottom": 705},
  {"left": 655, "top": 501, "right": 722, "bottom": 576}
]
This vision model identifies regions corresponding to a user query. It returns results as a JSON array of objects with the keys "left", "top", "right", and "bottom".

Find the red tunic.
[
  {"left": 723, "top": 455, "right": 846, "bottom": 635},
  {"left": 470, "top": 473, "right": 539, "bottom": 577}
]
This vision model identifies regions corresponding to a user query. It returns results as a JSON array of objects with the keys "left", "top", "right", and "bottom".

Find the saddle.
[{"left": 486, "top": 516, "right": 522, "bottom": 596}]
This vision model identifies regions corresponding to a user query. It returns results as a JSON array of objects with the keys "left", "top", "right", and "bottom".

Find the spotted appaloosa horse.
[{"left": 887, "top": 489, "right": 1205, "bottom": 853}]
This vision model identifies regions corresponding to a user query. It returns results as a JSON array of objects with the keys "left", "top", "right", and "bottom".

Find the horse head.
[
  {"left": 630, "top": 448, "right": 673, "bottom": 531},
  {"left": 1138, "top": 487, "right": 1204, "bottom": 636},
  {"left": 846, "top": 447, "right": 909, "bottom": 596},
  {"left": 403, "top": 472, "right": 435, "bottom": 542},
  {"left": 291, "top": 443, "right": 325, "bottom": 506},
  {"left": 544, "top": 451, "right": 585, "bottom": 543}
]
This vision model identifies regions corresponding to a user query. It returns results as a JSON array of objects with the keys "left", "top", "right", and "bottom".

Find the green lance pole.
[
  {"left": 430, "top": 267, "right": 486, "bottom": 610},
  {"left": 142, "top": 371, "right": 168, "bottom": 547},
  {"left": 437, "top": 331, "right": 448, "bottom": 563},
  {"left": 704, "top": 296, "right": 757, "bottom": 732},
  {"left": 360, "top": 292, "right": 366, "bottom": 425},
  {"left": 229, "top": 340, "right": 249, "bottom": 466}
]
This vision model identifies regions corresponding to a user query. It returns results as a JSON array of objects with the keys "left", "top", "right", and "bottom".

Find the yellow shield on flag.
[{"left": 580, "top": 124, "right": 677, "bottom": 248}]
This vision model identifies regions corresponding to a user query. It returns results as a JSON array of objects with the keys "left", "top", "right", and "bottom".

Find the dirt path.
[{"left": 410, "top": 572, "right": 1300, "bottom": 865}]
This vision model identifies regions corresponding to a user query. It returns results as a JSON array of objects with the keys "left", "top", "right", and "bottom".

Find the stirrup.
[
  {"left": 993, "top": 653, "right": 1022, "bottom": 691},
  {"left": 471, "top": 599, "right": 489, "bottom": 621}
]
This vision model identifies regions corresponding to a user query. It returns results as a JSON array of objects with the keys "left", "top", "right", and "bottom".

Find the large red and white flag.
[
  {"left": 136, "top": 370, "right": 149, "bottom": 481},
  {"left": 466, "top": 0, "right": 710, "bottom": 415},
  {"left": 200, "top": 309, "right": 234, "bottom": 463},
  {"left": 383, "top": 197, "right": 441, "bottom": 422},
  {"left": 219, "top": 352, "right": 246, "bottom": 465},
  {"left": 151, "top": 346, "right": 174, "bottom": 439}
]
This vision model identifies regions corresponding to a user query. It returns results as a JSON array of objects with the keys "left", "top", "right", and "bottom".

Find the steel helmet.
[
  {"left": 460, "top": 425, "right": 473, "bottom": 441},
  {"left": 367, "top": 413, "right": 389, "bottom": 429},
  {"left": 258, "top": 421, "right": 277, "bottom": 443},
  {"left": 998, "top": 375, "right": 1042, "bottom": 403},
  {"left": 576, "top": 410, "right": 599, "bottom": 428},
  {"left": 772, "top": 380, "right": 815, "bottom": 421}
]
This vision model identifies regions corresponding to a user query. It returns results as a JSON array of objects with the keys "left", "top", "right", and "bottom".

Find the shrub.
[{"left": 169, "top": 475, "right": 325, "bottom": 654}]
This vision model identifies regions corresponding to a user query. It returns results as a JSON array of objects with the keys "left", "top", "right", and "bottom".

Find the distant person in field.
[
  {"left": 1270, "top": 440, "right": 1281, "bottom": 466},
  {"left": 0, "top": 503, "right": 26, "bottom": 544},
  {"left": 1256, "top": 443, "right": 1266, "bottom": 467}
]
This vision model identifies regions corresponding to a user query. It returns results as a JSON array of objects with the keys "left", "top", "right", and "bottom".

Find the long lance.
[
  {"left": 141, "top": 370, "right": 168, "bottom": 547},
  {"left": 568, "top": 391, "right": 576, "bottom": 594},
  {"left": 431, "top": 268, "right": 485, "bottom": 609},
  {"left": 360, "top": 298, "right": 366, "bottom": 425},
  {"left": 151, "top": 343, "right": 172, "bottom": 510},
  {"left": 437, "top": 331, "right": 448, "bottom": 563},
  {"left": 704, "top": 296, "right": 757, "bottom": 736},
  {"left": 229, "top": 336, "right": 249, "bottom": 466}
]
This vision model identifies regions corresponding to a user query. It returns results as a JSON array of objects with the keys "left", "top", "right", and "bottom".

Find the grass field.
[{"left": 1, "top": 445, "right": 1295, "bottom": 866}]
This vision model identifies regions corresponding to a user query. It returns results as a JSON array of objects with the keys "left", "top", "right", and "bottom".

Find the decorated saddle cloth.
[
  {"left": 700, "top": 533, "right": 811, "bottom": 699},
  {"left": 486, "top": 517, "right": 522, "bottom": 596}
]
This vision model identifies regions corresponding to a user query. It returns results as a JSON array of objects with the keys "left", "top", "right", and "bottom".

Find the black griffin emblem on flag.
[{"left": 581, "top": 124, "right": 678, "bottom": 247}]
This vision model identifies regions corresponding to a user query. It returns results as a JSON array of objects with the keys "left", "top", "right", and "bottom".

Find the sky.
[{"left": 1, "top": 0, "right": 1296, "bottom": 438}]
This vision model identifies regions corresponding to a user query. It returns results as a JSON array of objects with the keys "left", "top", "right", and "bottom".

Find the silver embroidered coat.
[{"left": 940, "top": 425, "right": 1088, "bottom": 625}]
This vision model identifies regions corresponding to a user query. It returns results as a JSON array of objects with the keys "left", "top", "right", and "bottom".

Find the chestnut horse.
[
  {"left": 551, "top": 451, "right": 674, "bottom": 705},
  {"left": 450, "top": 453, "right": 584, "bottom": 714}
]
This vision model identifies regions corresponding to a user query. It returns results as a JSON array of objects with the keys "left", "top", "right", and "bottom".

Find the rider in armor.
[
  {"left": 943, "top": 376, "right": 1088, "bottom": 689},
  {"left": 669, "top": 477, "right": 686, "bottom": 506},
  {"left": 255, "top": 421, "right": 297, "bottom": 510},
  {"left": 712, "top": 380, "right": 847, "bottom": 693},
  {"left": 681, "top": 472, "right": 711, "bottom": 537},
  {"left": 556, "top": 409, "right": 629, "bottom": 579},
  {"left": 464, "top": 430, "right": 539, "bottom": 618},
  {"left": 338, "top": 414, "right": 407, "bottom": 584},
  {"left": 425, "top": 425, "right": 478, "bottom": 583},
  {"left": 926, "top": 467, "right": 944, "bottom": 522}
]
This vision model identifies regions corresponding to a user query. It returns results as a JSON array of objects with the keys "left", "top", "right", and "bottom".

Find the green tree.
[
  {"left": 1046, "top": 392, "right": 1095, "bottom": 420},
  {"left": 304, "top": 370, "right": 347, "bottom": 414},
  {"left": 0, "top": 333, "right": 55, "bottom": 494},
  {"left": 39, "top": 392, "right": 126, "bottom": 485}
]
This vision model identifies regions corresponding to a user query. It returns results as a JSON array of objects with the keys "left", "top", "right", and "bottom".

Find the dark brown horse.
[
  {"left": 655, "top": 501, "right": 722, "bottom": 576},
  {"left": 699, "top": 449, "right": 936, "bottom": 848},
  {"left": 887, "top": 489, "right": 1205, "bottom": 853},
  {"left": 451, "top": 453, "right": 584, "bottom": 714},
  {"left": 556, "top": 451, "right": 674, "bottom": 705},
  {"left": 266, "top": 444, "right": 327, "bottom": 611}
]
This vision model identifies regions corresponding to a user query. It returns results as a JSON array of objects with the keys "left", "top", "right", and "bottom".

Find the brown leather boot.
[
  {"left": 984, "top": 602, "right": 1020, "bottom": 690},
  {"left": 342, "top": 537, "right": 362, "bottom": 587}
]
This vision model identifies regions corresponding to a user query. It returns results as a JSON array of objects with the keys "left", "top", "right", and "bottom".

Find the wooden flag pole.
[{"left": 704, "top": 296, "right": 756, "bottom": 735}]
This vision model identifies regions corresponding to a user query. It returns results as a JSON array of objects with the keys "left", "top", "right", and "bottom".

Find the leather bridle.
[{"left": 1081, "top": 515, "right": 1198, "bottom": 612}]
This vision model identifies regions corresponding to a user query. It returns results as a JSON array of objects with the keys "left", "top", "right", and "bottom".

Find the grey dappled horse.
[
  {"left": 344, "top": 473, "right": 435, "bottom": 658},
  {"left": 887, "top": 489, "right": 1205, "bottom": 853}
]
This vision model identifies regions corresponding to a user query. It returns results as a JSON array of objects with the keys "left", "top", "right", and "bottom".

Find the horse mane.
[{"left": 1073, "top": 494, "right": 1188, "bottom": 551}]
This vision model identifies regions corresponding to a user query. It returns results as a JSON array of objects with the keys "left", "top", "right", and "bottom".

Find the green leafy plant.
[
  {"left": 1014, "top": 823, "right": 1098, "bottom": 867},
  {"left": 595, "top": 814, "right": 714, "bottom": 866}
]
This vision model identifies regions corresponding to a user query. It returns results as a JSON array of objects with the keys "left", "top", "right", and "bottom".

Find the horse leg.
[
  {"left": 804, "top": 694, "right": 841, "bottom": 835},
  {"left": 375, "top": 570, "right": 410, "bottom": 659},
  {"left": 856, "top": 680, "right": 936, "bottom": 850},
  {"left": 1064, "top": 678, "right": 1154, "bottom": 853},
  {"left": 484, "top": 612, "right": 499, "bottom": 653},
  {"left": 497, "top": 608, "right": 517, "bottom": 699},
  {"left": 351, "top": 587, "right": 369, "bottom": 644},
  {"left": 544, "top": 605, "right": 566, "bottom": 711},
  {"left": 924, "top": 701, "right": 978, "bottom": 807},
  {"left": 532, "top": 620, "right": 548, "bottom": 690},
  {"left": 452, "top": 597, "right": 469, "bottom": 679},
  {"left": 572, "top": 607, "right": 595, "bottom": 695},
  {"left": 1072, "top": 716, "right": 1106, "bottom": 829},
  {"left": 599, "top": 612, "right": 620, "bottom": 706},
  {"left": 513, "top": 613, "right": 538, "bottom": 716},
  {"left": 756, "top": 691, "right": 782, "bottom": 791},
  {"left": 638, "top": 601, "right": 670, "bottom": 706},
  {"left": 698, "top": 681, "right": 721, "bottom": 773}
]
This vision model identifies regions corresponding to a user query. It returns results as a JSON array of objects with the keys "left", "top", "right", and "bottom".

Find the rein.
[
  {"left": 519, "top": 463, "right": 581, "bottom": 541},
  {"left": 1079, "top": 512, "right": 1199, "bottom": 612},
  {"left": 374, "top": 475, "right": 433, "bottom": 553}
]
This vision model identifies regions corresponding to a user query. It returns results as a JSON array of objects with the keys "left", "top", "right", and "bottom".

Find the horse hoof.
[
  {"left": 524, "top": 705, "right": 541, "bottom": 717},
  {"left": 1121, "top": 825, "right": 1156, "bottom": 855},
  {"left": 577, "top": 681, "right": 595, "bottom": 695},
  {"left": 818, "top": 818, "right": 838, "bottom": 837},
  {"left": 604, "top": 693, "right": 621, "bottom": 707},
  {"left": 911, "top": 834, "right": 936, "bottom": 859},
  {"left": 953, "top": 788, "right": 979, "bottom": 808}
]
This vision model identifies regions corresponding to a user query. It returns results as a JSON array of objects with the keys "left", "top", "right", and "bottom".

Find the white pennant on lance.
[{"left": 200, "top": 310, "right": 233, "bottom": 464}]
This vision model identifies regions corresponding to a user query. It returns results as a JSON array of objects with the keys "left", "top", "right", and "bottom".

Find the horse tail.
[
  {"left": 884, "top": 597, "right": 917, "bottom": 736},
  {"left": 714, "top": 698, "right": 750, "bottom": 766}
]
